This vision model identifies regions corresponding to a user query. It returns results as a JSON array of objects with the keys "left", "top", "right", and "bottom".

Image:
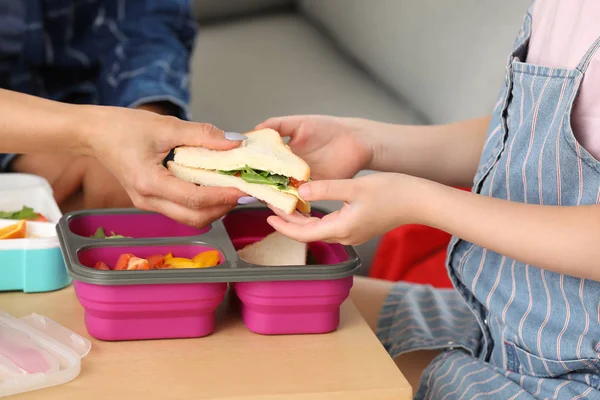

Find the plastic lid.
[{"left": 0, "top": 310, "right": 90, "bottom": 397}]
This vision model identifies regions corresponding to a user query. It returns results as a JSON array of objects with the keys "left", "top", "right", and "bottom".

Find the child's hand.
[
  {"left": 266, "top": 173, "right": 423, "bottom": 245},
  {"left": 256, "top": 115, "right": 374, "bottom": 180}
]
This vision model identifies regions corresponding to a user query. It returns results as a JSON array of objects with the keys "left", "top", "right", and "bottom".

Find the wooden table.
[{"left": 1, "top": 286, "right": 411, "bottom": 400}]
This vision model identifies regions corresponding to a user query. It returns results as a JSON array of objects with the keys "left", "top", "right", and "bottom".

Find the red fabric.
[
  {"left": 369, "top": 224, "right": 453, "bottom": 288},
  {"left": 369, "top": 187, "right": 471, "bottom": 288}
]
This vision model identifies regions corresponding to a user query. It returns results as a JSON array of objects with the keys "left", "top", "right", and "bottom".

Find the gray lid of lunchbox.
[{"left": 55, "top": 206, "right": 361, "bottom": 286}]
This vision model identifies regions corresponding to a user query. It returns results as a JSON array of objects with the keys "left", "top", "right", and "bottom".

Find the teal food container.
[{"left": 0, "top": 174, "right": 71, "bottom": 292}]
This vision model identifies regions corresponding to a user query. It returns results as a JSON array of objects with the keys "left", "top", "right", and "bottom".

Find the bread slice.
[
  {"left": 173, "top": 128, "right": 310, "bottom": 181},
  {"left": 237, "top": 231, "right": 307, "bottom": 266},
  {"left": 168, "top": 127, "right": 311, "bottom": 214},
  {"left": 168, "top": 162, "right": 309, "bottom": 214}
]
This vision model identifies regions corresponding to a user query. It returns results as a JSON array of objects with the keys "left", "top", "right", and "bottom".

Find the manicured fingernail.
[
  {"left": 237, "top": 196, "right": 258, "bottom": 205},
  {"left": 225, "top": 132, "right": 248, "bottom": 141}
]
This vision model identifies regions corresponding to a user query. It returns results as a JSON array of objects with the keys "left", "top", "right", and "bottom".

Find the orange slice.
[{"left": 0, "top": 220, "right": 27, "bottom": 240}]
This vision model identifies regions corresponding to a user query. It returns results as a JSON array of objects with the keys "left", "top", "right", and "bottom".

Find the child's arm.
[
  {"left": 258, "top": 115, "right": 491, "bottom": 187},
  {"left": 269, "top": 174, "right": 600, "bottom": 282},
  {"left": 419, "top": 182, "right": 600, "bottom": 281},
  {"left": 360, "top": 116, "right": 491, "bottom": 187}
]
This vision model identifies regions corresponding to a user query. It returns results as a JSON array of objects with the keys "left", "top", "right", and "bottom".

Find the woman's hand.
[
  {"left": 77, "top": 105, "right": 247, "bottom": 227},
  {"left": 256, "top": 115, "right": 374, "bottom": 180},
  {"left": 266, "top": 173, "right": 425, "bottom": 245},
  {"left": 0, "top": 89, "right": 248, "bottom": 227}
]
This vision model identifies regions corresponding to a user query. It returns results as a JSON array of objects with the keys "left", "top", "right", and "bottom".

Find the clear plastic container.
[
  {"left": 0, "top": 310, "right": 91, "bottom": 397},
  {"left": 0, "top": 174, "right": 70, "bottom": 293}
]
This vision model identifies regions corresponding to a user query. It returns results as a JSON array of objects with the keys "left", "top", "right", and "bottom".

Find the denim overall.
[{"left": 377, "top": 6, "right": 600, "bottom": 400}]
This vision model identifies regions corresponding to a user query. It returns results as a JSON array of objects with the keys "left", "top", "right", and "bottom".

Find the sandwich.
[
  {"left": 237, "top": 231, "right": 307, "bottom": 266},
  {"left": 167, "top": 128, "right": 311, "bottom": 214}
]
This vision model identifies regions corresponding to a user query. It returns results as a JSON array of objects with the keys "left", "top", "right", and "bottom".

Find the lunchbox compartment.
[
  {"left": 0, "top": 174, "right": 69, "bottom": 293},
  {"left": 77, "top": 243, "right": 224, "bottom": 270},
  {"left": 74, "top": 243, "right": 227, "bottom": 341},
  {"left": 223, "top": 208, "right": 350, "bottom": 264},
  {"left": 234, "top": 277, "right": 353, "bottom": 335},
  {"left": 68, "top": 212, "right": 209, "bottom": 239},
  {"left": 224, "top": 208, "right": 354, "bottom": 335},
  {"left": 73, "top": 280, "right": 227, "bottom": 341}
]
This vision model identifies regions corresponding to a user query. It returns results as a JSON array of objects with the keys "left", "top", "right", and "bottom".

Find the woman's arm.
[
  {"left": 417, "top": 181, "right": 600, "bottom": 281},
  {"left": 0, "top": 88, "right": 248, "bottom": 227},
  {"left": 0, "top": 89, "right": 89, "bottom": 155},
  {"left": 357, "top": 116, "right": 491, "bottom": 187}
]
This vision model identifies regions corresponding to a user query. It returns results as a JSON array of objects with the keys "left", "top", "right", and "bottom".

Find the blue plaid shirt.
[{"left": 0, "top": 0, "right": 197, "bottom": 171}]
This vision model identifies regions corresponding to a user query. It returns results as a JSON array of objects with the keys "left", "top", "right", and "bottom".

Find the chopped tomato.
[
  {"left": 33, "top": 214, "right": 48, "bottom": 222},
  {"left": 289, "top": 178, "right": 306, "bottom": 189},
  {"left": 93, "top": 261, "right": 110, "bottom": 270},
  {"left": 127, "top": 256, "right": 150, "bottom": 270},
  {"left": 147, "top": 254, "right": 165, "bottom": 269},
  {"left": 114, "top": 253, "right": 133, "bottom": 270}
]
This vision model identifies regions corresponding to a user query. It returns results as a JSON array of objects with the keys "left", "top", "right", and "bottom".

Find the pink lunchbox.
[{"left": 56, "top": 207, "right": 361, "bottom": 341}]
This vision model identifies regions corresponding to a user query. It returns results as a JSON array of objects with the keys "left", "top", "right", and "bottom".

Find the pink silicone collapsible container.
[
  {"left": 234, "top": 277, "right": 353, "bottom": 335},
  {"left": 223, "top": 210, "right": 354, "bottom": 335},
  {"left": 57, "top": 207, "right": 361, "bottom": 340},
  {"left": 68, "top": 212, "right": 208, "bottom": 239},
  {"left": 75, "top": 244, "right": 227, "bottom": 341}
]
